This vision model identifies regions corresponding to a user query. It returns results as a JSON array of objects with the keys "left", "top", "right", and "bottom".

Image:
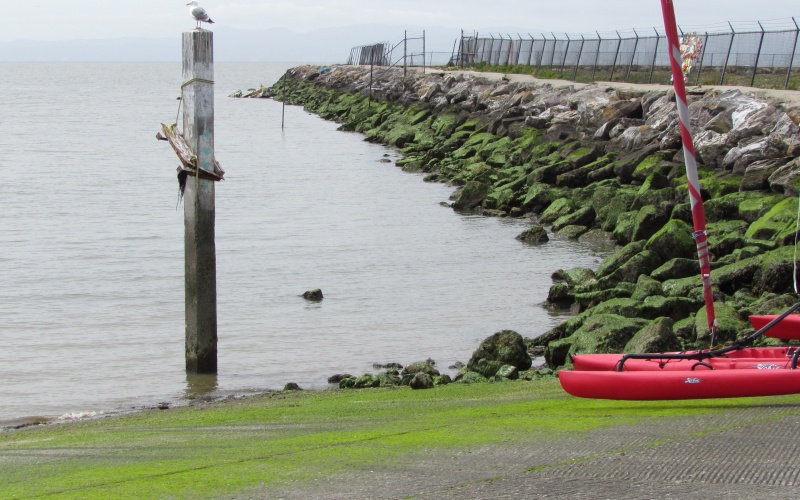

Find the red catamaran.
[{"left": 558, "top": 1, "right": 800, "bottom": 400}]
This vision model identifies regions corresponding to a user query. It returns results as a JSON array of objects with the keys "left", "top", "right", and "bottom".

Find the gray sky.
[{"left": 2, "top": 1, "right": 798, "bottom": 42}]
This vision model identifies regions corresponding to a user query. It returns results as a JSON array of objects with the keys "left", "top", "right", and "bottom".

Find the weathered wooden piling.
[{"left": 182, "top": 29, "right": 218, "bottom": 373}]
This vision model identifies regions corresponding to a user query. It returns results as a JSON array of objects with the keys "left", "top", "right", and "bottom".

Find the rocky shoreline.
[{"left": 235, "top": 64, "right": 800, "bottom": 380}]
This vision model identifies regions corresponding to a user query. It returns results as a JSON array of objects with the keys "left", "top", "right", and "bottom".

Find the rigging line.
[{"left": 794, "top": 191, "right": 800, "bottom": 293}]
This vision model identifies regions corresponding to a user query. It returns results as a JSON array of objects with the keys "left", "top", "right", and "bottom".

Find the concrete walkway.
[{"left": 265, "top": 401, "right": 800, "bottom": 499}]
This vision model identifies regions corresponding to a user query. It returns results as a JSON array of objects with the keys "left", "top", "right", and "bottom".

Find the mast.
[{"left": 660, "top": 0, "right": 717, "bottom": 344}]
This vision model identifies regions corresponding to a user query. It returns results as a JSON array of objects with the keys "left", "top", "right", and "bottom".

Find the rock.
[
  {"left": 377, "top": 370, "right": 402, "bottom": 387},
  {"left": 353, "top": 374, "right": 380, "bottom": 389},
  {"left": 768, "top": 157, "right": 800, "bottom": 196},
  {"left": 552, "top": 206, "right": 596, "bottom": 232},
  {"left": 302, "top": 289, "right": 324, "bottom": 301},
  {"left": 459, "top": 371, "right": 488, "bottom": 384},
  {"left": 283, "top": 383, "right": 303, "bottom": 391},
  {"left": 433, "top": 374, "right": 452, "bottom": 386},
  {"left": 694, "top": 302, "right": 749, "bottom": 345},
  {"left": 516, "top": 224, "right": 549, "bottom": 243},
  {"left": 631, "top": 205, "right": 668, "bottom": 242},
  {"left": 409, "top": 373, "right": 434, "bottom": 389},
  {"left": 452, "top": 180, "right": 490, "bottom": 210},
  {"left": 651, "top": 258, "right": 699, "bottom": 281},
  {"left": 495, "top": 364, "right": 520, "bottom": 380},
  {"left": 328, "top": 374, "right": 348, "bottom": 384},
  {"left": 471, "top": 358, "right": 505, "bottom": 378},
  {"left": 546, "top": 314, "right": 650, "bottom": 367},
  {"left": 402, "top": 361, "right": 440, "bottom": 378},
  {"left": 740, "top": 157, "right": 792, "bottom": 191},
  {"left": 339, "top": 376, "right": 356, "bottom": 389},
  {"left": 468, "top": 330, "right": 533, "bottom": 372},
  {"left": 539, "top": 197, "right": 577, "bottom": 223},
  {"left": 630, "top": 275, "right": 664, "bottom": 301},
  {"left": 644, "top": 219, "right": 696, "bottom": 262},
  {"left": 624, "top": 317, "right": 681, "bottom": 353}
]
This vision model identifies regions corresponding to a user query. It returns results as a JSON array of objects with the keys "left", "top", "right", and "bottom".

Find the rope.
[
  {"left": 794, "top": 191, "right": 800, "bottom": 293},
  {"left": 181, "top": 77, "right": 215, "bottom": 88}
]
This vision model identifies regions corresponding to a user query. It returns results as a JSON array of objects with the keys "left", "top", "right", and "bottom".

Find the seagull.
[{"left": 187, "top": 1, "right": 214, "bottom": 29}]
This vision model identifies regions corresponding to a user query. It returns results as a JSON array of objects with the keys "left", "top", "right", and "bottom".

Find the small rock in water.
[
  {"left": 302, "top": 289, "right": 324, "bottom": 301},
  {"left": 283, "top": 382, "right": 303, "bottom": 391},
  {"left": 449, "top": 361, "right": 465, "bottom": 370},
  {"left": 328, "top": 373, "right": 349, "bottom": 384},
  {"left": 157, "top": 402, "right": 170, "bottom": 410},
  {"left": 373, "top": 362, "right": 403, "bottom": 370}
]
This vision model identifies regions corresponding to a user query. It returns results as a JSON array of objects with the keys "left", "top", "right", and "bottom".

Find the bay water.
[{"left": 0, "top": 62, "right": 610, "bottom": 426}]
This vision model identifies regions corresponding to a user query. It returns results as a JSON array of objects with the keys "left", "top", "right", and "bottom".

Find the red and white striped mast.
[{"left": 660, "top": 0, "right": 717, "bottom": 345}]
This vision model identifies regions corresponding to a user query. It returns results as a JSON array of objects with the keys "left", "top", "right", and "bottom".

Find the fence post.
[
  {"left": 549, "top": 32, "right": 557, "bottom": 70},
  {"left": 574, "top": 35, "right": 585, "bottom": 81},
  {"left": 592, "top": 32, "right": 601, "bottom": 81},
  {"left": 487, "top": 35, "right": 495, "bottom": 67},
  {"left": 537, "top": 34, "right": 545, "bottom": 73},
  {"left": 609, "top": 31, "right": 622, "bottom": 81},
  {"left": 786, "top": 18, "right": 799, "bottom": 89},
  {"left": 694, "top": 32, "right": 708, "bottom": 86},
  {"left": 627, "top": 29, "right": 640, "bottom": 79},
  {"left": 561, "top": 34, "right": 570, "bottom": 74},
  {"left": 181, "top": 29, "right": 218, "bottom": 374},
  {"left": 422, "top": 30, "right": 426, "bottom": 73},
  {"left": 527, "top": 34, "right": 535, "bottom": 66},
  {"left": 751, "top": 21, "right": 766, "bottom": 87},
  {"left": 721, "top": 22, "right": 735, "bottom": 85},
  {"left": 649, "top": 27, "right": 660, "bottom": 83},
  {"left": 403, "top": 30, "right": 407, "bottom": 79}
]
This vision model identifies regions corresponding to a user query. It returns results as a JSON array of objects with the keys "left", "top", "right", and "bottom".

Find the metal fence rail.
[{"left": 455, "top": 18, "right": 800, "bottom": 89}]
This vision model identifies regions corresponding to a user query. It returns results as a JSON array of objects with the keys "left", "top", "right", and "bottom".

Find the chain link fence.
[
  {"left": 345, "top": 19, "right": 800, "bottom": 90},
  {"left": 455, "top": 18, "right": 800, "bottom": 89}
]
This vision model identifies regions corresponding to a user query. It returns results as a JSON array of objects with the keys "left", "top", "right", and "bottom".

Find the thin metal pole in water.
[
  {"left": 181, "top": 29, "right": 218, "bottom": 374},
  {"left": 281, "top": 72, "right": 286, "bottom": 129},
  {"left": 786, "top": 18, "right": 799, "bottom": 89}
]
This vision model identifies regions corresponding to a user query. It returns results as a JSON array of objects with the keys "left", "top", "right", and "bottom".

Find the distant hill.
[{"left": 0, "top": 25, "right": 462, "bottom": 63}]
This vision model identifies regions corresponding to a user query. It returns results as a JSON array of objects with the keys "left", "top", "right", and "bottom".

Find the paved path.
[{"left": 262, "top": 401, "right": 800, "bottom": 499}]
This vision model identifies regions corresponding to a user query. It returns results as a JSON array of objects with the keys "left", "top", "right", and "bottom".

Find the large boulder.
[
  {"left": 623, "top": 317, "right": 681, "bottom": 353},
  {"left": 644, "top": 219, "right": 696, "bottom": 262},
  {"left": 468, "top": 330, "right": 532, "bottom": 372},
  {"left": 546, "top": 314, "right": 650, "bottom": 367}
]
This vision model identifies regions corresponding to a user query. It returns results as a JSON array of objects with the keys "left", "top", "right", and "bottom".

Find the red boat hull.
[
  {"left": 559, "top": 368, "right": 800, "bottom": 400},
  {"left": 749, "top": 314, "right": 800, "bottom": 339},
  {"left": 571, "top": 347, "right": 795, "bottom": 371}
]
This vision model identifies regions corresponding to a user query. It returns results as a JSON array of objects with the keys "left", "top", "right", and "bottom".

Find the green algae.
[{"left": 5, "top": 382, "right": 798, "bottom": 498}]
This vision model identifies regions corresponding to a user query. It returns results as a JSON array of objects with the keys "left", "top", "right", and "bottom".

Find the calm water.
[{"left": 0, "top": 62, "right": 609, "bottom": 426}]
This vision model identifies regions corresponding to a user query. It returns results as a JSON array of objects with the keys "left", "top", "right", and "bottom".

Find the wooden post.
[{"left": 182, "top": 29, "right": 218, "bottom": 374}]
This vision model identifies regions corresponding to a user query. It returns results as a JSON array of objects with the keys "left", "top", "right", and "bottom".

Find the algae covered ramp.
[{"left": 3, "top": 382, "right": 800, "bottom": 497}]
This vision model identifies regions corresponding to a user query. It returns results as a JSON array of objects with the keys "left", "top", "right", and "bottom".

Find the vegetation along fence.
[{"left": 455, "top": 17, "right": 800, "bottom": 90}]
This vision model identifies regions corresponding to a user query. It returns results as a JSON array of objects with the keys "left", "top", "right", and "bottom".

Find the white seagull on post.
[{"left": 187, "top": 1, "right": 214, "bottom": 29}]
